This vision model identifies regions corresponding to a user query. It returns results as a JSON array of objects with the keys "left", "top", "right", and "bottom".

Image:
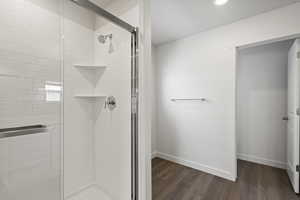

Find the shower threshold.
[{"left": 66, "top": 185, "right": 111, "bottom": 200}]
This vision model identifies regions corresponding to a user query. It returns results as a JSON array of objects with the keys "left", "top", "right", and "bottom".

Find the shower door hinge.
[{"left": 296, "top": 165, "right": 300, "bottom": 172}]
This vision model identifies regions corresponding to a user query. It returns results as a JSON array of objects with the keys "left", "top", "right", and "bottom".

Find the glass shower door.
[
  {"left": 63, "top": 1, "right": 138, "bottom": 200},
  {"left": 0, "top": 0, "right": 62, "bottom": 200}
]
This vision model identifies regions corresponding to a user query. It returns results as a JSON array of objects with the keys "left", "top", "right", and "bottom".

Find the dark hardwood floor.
[{"left": 152, "top": 158, "right": 300, "bottom": 200}]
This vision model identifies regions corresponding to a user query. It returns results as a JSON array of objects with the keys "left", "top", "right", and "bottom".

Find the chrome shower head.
[
  {"left": 97, "top": 34, "right": 114, "bottom": 53},
  {"left": 98, "top": 35, "right": 106, "bottom": 43},
  {"left": 98, "top": 34, "right": 112, "bottom": 44}
]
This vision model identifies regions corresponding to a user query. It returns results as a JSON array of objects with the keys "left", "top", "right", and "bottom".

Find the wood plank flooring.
[{"left": 152, "top": 158, "right": 300, "bottom": 200}]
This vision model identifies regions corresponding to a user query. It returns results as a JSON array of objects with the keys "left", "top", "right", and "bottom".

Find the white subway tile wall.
[
  {"left": 0, "top": 49, "right": 62, "bottom": 200},
  {"left": 0, "top": 49, "right": 61, "bottom": 128},
  {"left": 0, "top": 1, "right": 62, "bottom": 200}
]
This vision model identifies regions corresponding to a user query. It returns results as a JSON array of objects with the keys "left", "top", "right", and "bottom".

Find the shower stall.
[{"left": 0, "top": 0, "right": 139, "bottom": 200}]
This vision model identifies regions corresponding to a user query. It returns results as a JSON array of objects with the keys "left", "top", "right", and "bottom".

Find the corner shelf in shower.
[
  {"left": 74, "top": 64, "right": 107, "bottom": 70},
  {"left": 73, "top": 64, "right": 107, "bottom": 101}
]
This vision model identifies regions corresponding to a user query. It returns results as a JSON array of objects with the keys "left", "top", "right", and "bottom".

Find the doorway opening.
[{"left": 236, "top": 38, "right": 300, "bottom": 193}]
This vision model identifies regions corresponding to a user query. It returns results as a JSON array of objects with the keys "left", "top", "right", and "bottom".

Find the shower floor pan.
[{"left": 66, "top": 185, "right": 111, "bottom": 200}]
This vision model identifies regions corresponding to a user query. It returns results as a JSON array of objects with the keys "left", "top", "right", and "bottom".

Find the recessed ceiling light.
[{"left": 214, "top": 0, "right": 229, "bottom": 6}]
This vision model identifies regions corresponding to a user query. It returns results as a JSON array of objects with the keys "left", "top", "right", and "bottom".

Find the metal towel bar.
[
  {"left": 170, "top": 98, "right": 207, "bottom": 102},
  {"left": 0, "top": 125, "right": 47, "bottom": 139}
]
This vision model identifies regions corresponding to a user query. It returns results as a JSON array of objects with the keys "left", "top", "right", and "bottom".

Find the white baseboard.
[
  {"left": 155, "top": 152, "right": 235, "bottom": 181},
  {"left": 151, "top": 151, "right": 158, "bottom": 159},
  {"left": 286, "top": 161, "right": 298, "bottom": 192},
  {"left": 237, "top": 153, "right": 286, "bottom": 169}
]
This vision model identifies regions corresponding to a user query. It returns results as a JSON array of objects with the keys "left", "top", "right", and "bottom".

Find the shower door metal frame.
[{"left": 69, "top": 1, "right": 139, "bottom": 200}]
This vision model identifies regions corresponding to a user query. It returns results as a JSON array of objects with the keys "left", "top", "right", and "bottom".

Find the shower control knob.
[{"left": 105, "top": 96, "right": 117, "bottom": 111}]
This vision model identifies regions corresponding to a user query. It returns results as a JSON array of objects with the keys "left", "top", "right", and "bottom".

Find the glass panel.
[
  {"left": 0, "top": 1, "right": 62, "bottom": 200},
  {"left": 62, "top": 1, "right": 138, "bottom": 200}
]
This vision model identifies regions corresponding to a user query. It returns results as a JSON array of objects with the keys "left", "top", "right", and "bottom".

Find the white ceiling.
[{"left": 151, "top": 0, "right": 300, "bottom": 45}]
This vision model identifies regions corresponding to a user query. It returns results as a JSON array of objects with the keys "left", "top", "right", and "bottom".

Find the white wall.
[
  {"left": 155, "top": 3, "right": 300, "bottom": 181},
  {"left": 151, "top": 45, "right": 157, "bottom": 154},
  {"left": 237, "top": 41, "right": 291, "bottom": 169},
  {"left": 138, "top": 0, "right": 153, "bottom": 199}
]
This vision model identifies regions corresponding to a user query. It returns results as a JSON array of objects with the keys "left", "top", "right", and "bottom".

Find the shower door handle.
[{"left": 0, "top": 125, "right": 47, "bottom": 139}]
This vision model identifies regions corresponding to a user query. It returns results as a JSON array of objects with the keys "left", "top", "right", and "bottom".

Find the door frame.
[{"left": 234, "top": 34, "right": 300, "bottom": 189}]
